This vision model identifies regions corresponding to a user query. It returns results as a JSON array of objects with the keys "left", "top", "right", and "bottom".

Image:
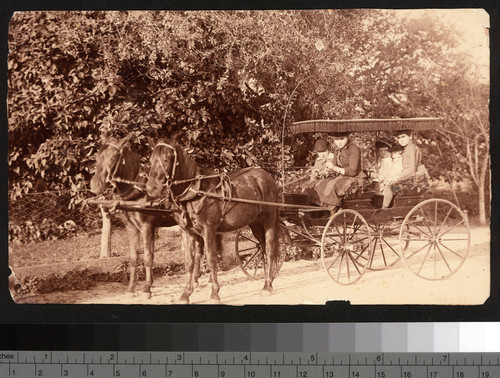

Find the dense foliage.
[{"left": 8, "top": 10, "right": 489, "bottom": 221}]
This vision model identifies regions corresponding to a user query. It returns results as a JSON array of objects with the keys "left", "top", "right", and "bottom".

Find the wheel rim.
[
  {"left": 235, "top": 225, "right": 289, "bottom": 280},
  {"left": 321, "top": 210, "right": 372, "bottom": 285},
  {"left": 368, "top": 221, "right": 403, "bottom": 271},
  {"left": 400, "top": 199, "right": 471, "bottom": 280}
]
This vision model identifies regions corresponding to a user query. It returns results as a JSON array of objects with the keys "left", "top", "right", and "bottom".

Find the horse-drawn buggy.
[
  {"left": 89, "top": 118, "right": 470, "bottom": 303},
  {"left": 235, "top": 118, "right": 470, "bottom": 286}
]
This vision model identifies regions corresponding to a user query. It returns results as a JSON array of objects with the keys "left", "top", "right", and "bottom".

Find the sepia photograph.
[{"left": 7, "top": 9, "right": 490, "bottom": 306}]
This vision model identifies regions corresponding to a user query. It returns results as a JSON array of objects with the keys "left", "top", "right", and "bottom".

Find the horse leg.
[
  {"left": 193, "top": 236, "right": 204, "bottom": 285},
  {"left": 141, "top": 222, "right": 154, "bottom": 299},
  {"left": 204, "top": 226, "right": 221, "bottom": 303},
  {"left": 261, "top": 213, "right": 278, "bottom": 295},
  {"left": 125, "top": 222, "right": 140, "bottom": 296},
  {"left": 179, "top": 231, "right": 197, "bottom": 304}
]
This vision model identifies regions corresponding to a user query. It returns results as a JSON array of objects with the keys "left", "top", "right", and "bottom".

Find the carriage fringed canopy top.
[{"left": 289, "top": 118, "right": 441, "bottom": 134}]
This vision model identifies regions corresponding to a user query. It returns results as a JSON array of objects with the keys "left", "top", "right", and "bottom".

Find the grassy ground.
[{"left": 9, "top": 226, "right": 183, "bottom": 268}]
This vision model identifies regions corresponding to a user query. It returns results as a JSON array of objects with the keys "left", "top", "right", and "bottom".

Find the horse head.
[
  {"left": 90, "top": 134, "right": 136, "bottom": 194},
  {"left": 146, "top": 137, "right": 179, "bottom": 199}
]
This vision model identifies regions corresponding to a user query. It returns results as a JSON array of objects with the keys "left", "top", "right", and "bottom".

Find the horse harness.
[{"left": 152, "top": 142, "right": 247, "bottom": 221}]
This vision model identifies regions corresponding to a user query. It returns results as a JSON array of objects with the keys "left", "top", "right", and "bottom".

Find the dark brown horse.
[
  {"left": 90, "top": 135, "right": 183, "bottom": 298},
  {"left": 146, "top": 137, "right": 280, "bottom": 304}
]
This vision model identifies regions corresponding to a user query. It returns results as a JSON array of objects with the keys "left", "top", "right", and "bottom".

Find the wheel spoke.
[
  {"left": 239, "top": 246, "right": 260, "bottom": 253},
  {"left": 242, "top": 249, "right": 261, "bottom": 269},
  {"left": 336, "top": 253, "right": 346, "bottom": 281},
  {"left": 333, "top": 221, "right": 342, "bottom": 241},
  {"left": 347, "top": 222, "right": 363, "bottom": 242},
  {"left": 327, "top": 247, "right": 343, "bottom": 271},
  {"left": 404, "top": 221, "right": 432, "bottom": 238},
  {"left": 436, "top": 205, "right": 454, "bottom": 236},
  {"left": 347, "top": 251, "right": 362, "bottom": 275},
  {"left": 434, "top": 201, "right": 438, "bottom": 230},
  {"left": 435, "top": 243, "right": 452, "bottom": 273},
  {"left": 381, "top": 237, "right": 400, "bottom": 256},
  {"left": 349, "top": 235, "right": 371, "bottom": 244},
  {"left": 342, "top": 216, "right": 348, "bottom": 243},
  {"left": 418, "top": 207, "right": 435, "bottom": 236},
  {"left": 405, "top": 241, "right": 432, "bottom": 260},
  {"left": 437, "top": 240, "right": 465, "bottom": 259},
  {"left": 347, "top": 215, "right": 358, "bottom": 240},
  {"left": 345, "top": 251, "right": 351, "bottom": 280},
  {"left": 352, "top": 242, "right": 371, "bottom": 263},
  {"left": 438, "top": 219, "right": 466, "bottom": 238},
  {"left": 240, "top": 234, "right": 259, "bottom": 244},
  {"left": 417, "top": 243, "right": 434, "bottom": 275}
]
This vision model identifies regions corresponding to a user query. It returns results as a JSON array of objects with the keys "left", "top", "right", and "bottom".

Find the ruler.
[{"left": 0, "top": 352, "right": 499, "bottom": 378}]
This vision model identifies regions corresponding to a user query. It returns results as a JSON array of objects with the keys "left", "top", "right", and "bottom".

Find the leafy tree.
[{"left": 8, "top": 10, "right": 489, "bottom": 224}]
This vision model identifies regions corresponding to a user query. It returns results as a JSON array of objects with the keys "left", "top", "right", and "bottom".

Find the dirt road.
[{"left": 25, "top": 227, "right": 490, "bottom": 305}]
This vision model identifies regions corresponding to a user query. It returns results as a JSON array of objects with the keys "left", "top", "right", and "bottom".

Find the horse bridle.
[
  {"left": 151, "top": 142, "right": 179, "bottom": 190},
  {"left": 103, "top": 142, "right": 125, "bottom": 188}
]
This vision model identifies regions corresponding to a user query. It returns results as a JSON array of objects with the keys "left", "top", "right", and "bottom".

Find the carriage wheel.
[
  {"left": 368, "top": 222, "right": 405, "bottom": 271},
  {"left": 235, "top": 224, "right": 290, "bottom": 280},
  {"left": 321, "top": 210, "right": 373, "bottom": 285},
  {"left": 400, "top": 199, "right": 470, "bottom": 280}
]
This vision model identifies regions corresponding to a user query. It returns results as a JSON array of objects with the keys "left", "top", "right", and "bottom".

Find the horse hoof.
[
  {"left": 261, "top": 289, "right": 272, "bottom": 297},
  {"left": 140, "top": 291, "right": 152, "bottom": 300},
  {"left": 178, "top": 295, "right": 190, "bottom": 304},
  {"left": 209, "top": 297, "right": 221, "bottom": 304}
]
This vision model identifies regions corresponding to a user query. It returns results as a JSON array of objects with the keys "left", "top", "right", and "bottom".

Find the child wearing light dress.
[{"left": 309, "top": 138, "right": 335, "bottom": 180}]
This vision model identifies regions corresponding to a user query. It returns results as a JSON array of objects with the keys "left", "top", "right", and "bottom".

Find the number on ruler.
[
  {"left": 193, "top": 370, "right": 199, "bottom": 377},
  {"left": 377, "top": 372, "right": 386, "bottom": 378},
  {"left": 325, "top": 372, "right": 334, "bottom": 378},
  {"left": 299, "top": 372, "right": 308, "bottom": 377},
  {"left": 273, "top": 371, "right": 281, "bottom": 377},
  {"left": 429, "top": 372, "right": 438, "bottom": 378},
  {"left": 247, "top": 371, "right": 256, "bottom": 377},
  {"left": 352, "top": 372, "right": 360, "bottom": 378},
  {"left": 456, "top": 372, "right": 465, "bottom": 378},
  {"left": 219, "top": 370, "right": 225, "bottom": 377},
  {"left": 403, "top": 372, "right": 412, "bottom": 378},
  {"left": 481, "top": 373, "right": 489, "bottom": 378}
]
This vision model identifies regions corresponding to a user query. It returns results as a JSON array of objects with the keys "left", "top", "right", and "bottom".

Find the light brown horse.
[
  {"left": 146, "top": 136, "right": 280, "bottom": 304},
  {"left": 90, "top": 135, "right": 183, "bottom": 298}
]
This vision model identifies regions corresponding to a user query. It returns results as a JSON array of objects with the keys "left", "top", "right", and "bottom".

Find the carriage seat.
[{"left": 342, "top": 182, "right": 426, "bottom": 210}]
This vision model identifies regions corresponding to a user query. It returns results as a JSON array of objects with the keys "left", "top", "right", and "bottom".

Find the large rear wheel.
[
  {"left": 400, "top": 199, "right": 470, "bottom": 280},
  {"left": 321, "top": 210, "right": 373, "bottom": 285}
]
